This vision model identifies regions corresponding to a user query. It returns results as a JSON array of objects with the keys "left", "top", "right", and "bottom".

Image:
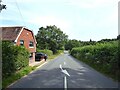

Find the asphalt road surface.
[{"left": 8, "top": 53, "right": 119, "bottom": 89}]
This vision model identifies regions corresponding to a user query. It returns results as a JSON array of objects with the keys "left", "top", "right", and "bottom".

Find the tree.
[
  {"left": 117, "top": 35, "right": 120, "bottom": 40},
  {"left": 97, "top": 38, "right": 117, "bottom": 43},
  {"left": 65, "top": 39, "right": 80, "bottom": 51},
  {"left": 36, "top": 25, "right": 68, "bottom": 54},
  {"left": 0, "top": 0, "right": 6, "bottom": 12}
]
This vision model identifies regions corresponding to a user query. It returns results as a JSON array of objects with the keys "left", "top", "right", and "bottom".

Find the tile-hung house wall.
[
  {"left": 15, "top": 27, "right": 36, "bottom": 63},
  {"left": 1, "top": 26, "right": 37, "bottom": 64}
]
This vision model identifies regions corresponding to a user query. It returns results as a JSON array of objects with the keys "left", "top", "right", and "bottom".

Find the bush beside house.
[
  {"left": 1, "top": 26, "right": 37, "bottom": 64},
  {"left": 2, "top": 41, "right": 29, "bottom": 78}
]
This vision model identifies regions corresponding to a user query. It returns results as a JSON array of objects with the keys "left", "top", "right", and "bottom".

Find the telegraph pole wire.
[
  {"left": 14, "top": 0, "right": 26, "bottom": 26},
  {"left": 14, "top": 0, "right": 35, "bottom": 33}
]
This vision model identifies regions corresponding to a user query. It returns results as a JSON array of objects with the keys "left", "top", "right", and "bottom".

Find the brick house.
[{"left": 1, "top": 26, "right": 37, "bottom": 64}]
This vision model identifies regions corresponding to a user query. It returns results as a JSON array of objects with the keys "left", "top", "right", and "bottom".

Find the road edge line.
[{"left": 7, "top": 61, "right": 48, "bottom": 88}]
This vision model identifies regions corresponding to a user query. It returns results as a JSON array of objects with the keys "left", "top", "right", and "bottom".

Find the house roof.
[
  {"left": 1, "top": 26, "right": 22, "bottom": 41},
  {"left": 0, "top": 26, "right": 37, "bottom": 43}
]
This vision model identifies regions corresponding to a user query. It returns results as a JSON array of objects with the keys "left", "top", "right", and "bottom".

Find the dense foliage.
[
  {"left": 65, "top": 39, "right": 97, "bottom": 51},
  {"left": 2, "top": 41, "right": 29, "bottom": 78},
  {"left": 65, "top": 38, "right": 117, "bottom": 51},
  {"left": 55, "top": 50, "right": 64, "bottom": 55},
  {"left": 65, "top": 39, "right": 80, "bottom": 50},
  {"left": 36, "top": 25, "right": 68, "bottom": 54},
  {"left": 2, "top": 66, "right": 36, "bottom": 88},
  {"left": 36, "top": 49, "right": 53, "bottom": 56},
  {"left": 36, "top": 48, "right": 63, "bottom": 56},
  {"left": 71, "top": 41, "right": 119, "bottom": 81}
]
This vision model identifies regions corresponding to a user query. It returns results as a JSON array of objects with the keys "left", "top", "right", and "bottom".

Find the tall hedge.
[
  {"left": 56, "top": 50, "right": 64, "bottom": 54},
  {"left": 2, "top": 41, "right": 29, "bottom": 78},
  {"left": 36, "top": 48, "right": 64, "bottom": 56},
  {"left": 36, "top": 49, "right": 53, "bottom": 56},
  {"left": 71, "top": 41, "right": 119, "bottom": 80}
]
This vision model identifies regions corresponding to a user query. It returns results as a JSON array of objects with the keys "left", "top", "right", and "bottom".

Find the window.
[
  {"left": 20, "top": 40, "right": 24, "bottom": 46},
  {"left": 29, "top": 41, "right": 34, "bottom": 47}
]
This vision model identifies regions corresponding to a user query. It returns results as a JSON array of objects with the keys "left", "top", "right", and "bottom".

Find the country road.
[{"left": 8, "top": 53, "right": 119, "bottom": 89}]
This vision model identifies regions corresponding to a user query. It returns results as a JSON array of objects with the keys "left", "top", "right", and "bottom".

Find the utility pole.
[{"left": 0, "top": 0, "right": 6, "bottom": 12}]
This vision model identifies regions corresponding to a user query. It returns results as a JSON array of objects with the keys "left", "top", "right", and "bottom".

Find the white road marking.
[
  {"left": 60, "top": 64, "right": 70, "bottom": 89},
  {"left": 60, "top": 64, "right": 63, "bottom": 71},
  {"left": 62, "top": 69, "right": 70, "bottom": 77},
  {"left": 59, "top": 64, "right": 70, "bottom": 77},
  {"left": 64, "top": 62, "right": 66, "bottom": 65},
  {"left": 64, "top": 76, "right": 67, "bottom": 90}
]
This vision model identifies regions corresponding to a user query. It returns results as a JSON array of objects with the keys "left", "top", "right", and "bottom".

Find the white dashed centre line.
[
  {"left": 64, "top": 76, "right": 67, "bottom": 90},
  {"left": 64, "top": 62, "right": 66, "bottom": 65},
  {"left": 59, "top": 64, "right": 70, "bottom": 90}
]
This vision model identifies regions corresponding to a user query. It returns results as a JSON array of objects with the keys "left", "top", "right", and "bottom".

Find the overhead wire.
[
  {"left": 14, "top": 0, "right": 35, "bottom": 33},
  {"left": 14, "top": 0, "right": 26, "bottom": 27}
]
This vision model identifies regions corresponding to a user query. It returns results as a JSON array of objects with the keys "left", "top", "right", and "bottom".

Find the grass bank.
[
  {"left": 2, "top": 53, "right": 62, "bottom": 89},
  {"left": 2, "top": 66, "right": 36, "bottom": 88}
]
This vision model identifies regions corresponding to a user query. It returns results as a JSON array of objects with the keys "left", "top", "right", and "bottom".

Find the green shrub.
[
  {"left": 71, "top": 41, "right": 119, "bottom": 81},
  {"left": 2, "top": 41, "right": 29, "bottom": 78},
  {"left": 2, "top": 66, "right": 36, "bottom": 88},
  {"left": 13, "top": 46, "right": 29, "bottom": 70},
  {"left": 36, "top": 48, "right": 53, "bottom": 56},
  {"left": 56, "top": 50, "right": 64, "bottom": 54}
]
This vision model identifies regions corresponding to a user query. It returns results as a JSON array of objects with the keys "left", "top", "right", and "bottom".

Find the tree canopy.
[
  {"left": 36, "top": 25, "right": 68, "bottom": 53},
  {"left": 65, "top": 39, "right": 80, "bottom": 50},
  {"left": 0, "top": 0, "right": 6, "bottom": 12}
]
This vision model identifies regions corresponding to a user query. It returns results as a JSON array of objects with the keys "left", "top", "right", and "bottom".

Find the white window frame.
[
  {"left": 29, "top": 41, "right": 34, "bottom": 48},
  {"left": 20, "top": 40, "right": 24, "bottom": 46}
]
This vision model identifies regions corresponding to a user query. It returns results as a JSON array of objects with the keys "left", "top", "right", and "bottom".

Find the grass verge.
[
  {"left": 75, "top": 58, "right": 119, "bottom": 82},
  {"left": 48, "top": 53, "right": 63, "bottom": 60},
  {"left": 2, "top": 66, "right": 36, "bottom": 88},
  {"left": 2, "top": 53, "right": 63, "bottom": 89},
  {"left": 87, "top": 62, "right": 119, "bottom": 82}
]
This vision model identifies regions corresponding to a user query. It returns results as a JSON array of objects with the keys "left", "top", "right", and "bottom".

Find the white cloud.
[
  {"left": 28, "top": 15, "right": 71, "bottom": 33},
  {"left": 107, "top": 8, "right": 118, "bottom": 23},
  {"left": 93, "top": 7, "right": 118, "bottom": 28},
  {"left": 1, "top": 0, "right": 119, "bottom": 41},
  {"left": 5, "top": 0, "right": 66, "bottom": 4},
  {"left": 0, "top": 3, "right": 23, "bottom": 21},
  {"left": 67, "top": 0, "right": 119, "bottom": 9},
  {"left": 3, "top": 0, "right": 34, "bottom": 3}
]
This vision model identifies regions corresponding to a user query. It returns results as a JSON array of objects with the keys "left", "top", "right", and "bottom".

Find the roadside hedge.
[
  {"left": 2, "top": 41, "right": 29, "bottom": 78},
  {"left": 36, "top": 48, "right": 63, "bottom": 56},
  {"left": 36, "top": 49, "right": 53, "bottom": 56},
  {"left": 71, "top": 41, "right": 119, "bottom": 81},
  {"left": 56, "top": 50, "right": 64, "bottom": 54}
]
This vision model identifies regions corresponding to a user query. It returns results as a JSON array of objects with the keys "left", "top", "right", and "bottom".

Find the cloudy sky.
[{"left": 0, "top": 0, "right": 119, "bottom": 41}]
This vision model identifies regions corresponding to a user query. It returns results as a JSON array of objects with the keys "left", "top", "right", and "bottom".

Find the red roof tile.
[{"left": 0, "top": 26, "right": 22, "bottom": 41}]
